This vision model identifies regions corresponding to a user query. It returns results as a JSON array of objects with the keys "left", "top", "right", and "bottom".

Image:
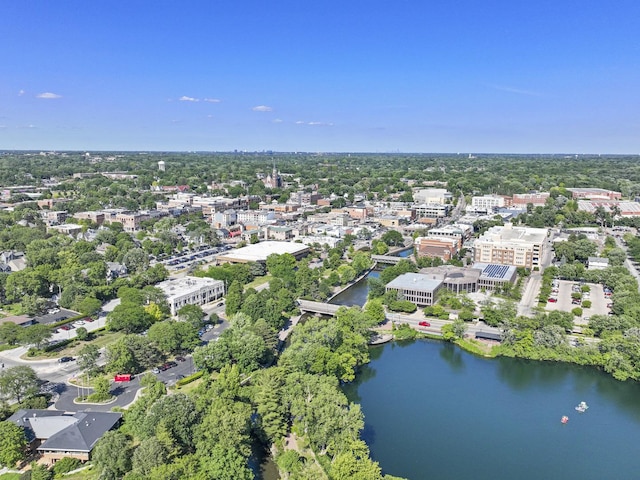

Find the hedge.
[{"left": 175, "top": 370, "right": 204, "bottom": 387}]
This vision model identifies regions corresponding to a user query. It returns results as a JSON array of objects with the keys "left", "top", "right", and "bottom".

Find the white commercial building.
[
  {"left": 473, "top": 223, "right": 548, "bottom": 268},
  {"left": 157, "top": 276, "right": 225, "bottom": 316},
  {"left": 413, "top": 188, "right": 452, "bottom": 205},
  {"left": 470, "top": 195, "right": 506, "bottom": 213},
  {"left": 216, "top": 241, "right": 310, "bottom": 264}
]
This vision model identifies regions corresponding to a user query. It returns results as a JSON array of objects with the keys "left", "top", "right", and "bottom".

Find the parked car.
[
  {"left": 60, "top": 325, "right": 71, "bottom": 331},
  {"left": 548, "top": 298, "right": 558, "bottom": 303},
  {"left": 175, "top": 356, "right": 186, "bottom": 362},
  {"left": 58, "top": 356, "right": 74, "bottom": 363},
  {"left": 418, "top": 321, "right": 431, "bottom": 327}
]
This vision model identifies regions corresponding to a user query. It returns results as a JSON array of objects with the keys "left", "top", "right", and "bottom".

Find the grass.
[
  {"left": 0, "top": 344, "right": 18, "bottom": 352},
  {"left": 0, "top": 474, "right": 21, "bottom": 480},
  {"left": 23, "top": 331, "right": 125, "bottom": 360},
  {"left": 245, "top": 274, "right": 273, "bottom": 290}
]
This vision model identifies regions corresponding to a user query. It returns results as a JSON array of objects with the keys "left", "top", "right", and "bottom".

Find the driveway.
[{"left": 55, "top": 375, "right": 142, "bottom": 412}]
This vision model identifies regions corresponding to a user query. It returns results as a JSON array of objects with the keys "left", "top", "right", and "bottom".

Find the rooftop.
[
  {"left": 157, "top": 276, "right": 224, "bottom": 298},
  {"left": 217, "top": 241, "right": 310, "bottom": 263},
  {"left": 386, "top": 272, "right": 444, "bottom": 292}
]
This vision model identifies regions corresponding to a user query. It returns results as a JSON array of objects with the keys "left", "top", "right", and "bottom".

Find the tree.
[
  {"left": 107, "top": 303, "right": 152, "bottom": 334},
  {"left": 19, "top": 324, "right": 52, "bottom": 349},
  {"left": 0, "top": 421, "right": 27, "bottom": 467},
  {"left": 148, "top": 321, "right": 199, "bottom": 354},
  {"left": 74, "top": 296, "right": 102, "bottom": 317},
  {"left": 52, "top": 457, "right": 81, "bottom": 476},
  {"left": 132, "top": 437, "right": 167, "bottom": 476},
  {"left": 30, "top": 462, "right": 53, "bottom": 480},
  {"left": 225, "top": 280, "right": 243, "bottom": 316},
  {"left": 88, "top": 376, "right": 111, "bottom": 402},
  {"left": 200, "top": 444, "right": 254, "bottom": 480},
  {"left": 0, "top": 366, "right": 39, "bottom": 403},
  {"left": 0, "top": 322, "right": 23, "bottom": 345},
  {"left": 177, "top": 304, "right": 205, "bottom": 329},
  {"left": 381, "top": 230, "right": 404, "bottom": 247},
  {"left": 122, "top": 247, "right": 149, "bottom": 274},
  {"left": 93, "top": 431, "right": 134, "bottom": 480},
  {"left": 75, "top": 326, "right": 89, "bottom": 341},
  {"left": 77, "top": 344, "right": 100, "bottom": 376}
]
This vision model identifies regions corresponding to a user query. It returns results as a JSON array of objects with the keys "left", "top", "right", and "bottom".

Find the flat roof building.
[
  {"left": 474, "top": 223, "right": 547, "bottom": 268},
  {"left": 157, "top": 276, "right": 225, "bottom": 315},
  {"left": 474, "top": 262, "right": 518, "bottom": 291},
  {"left": 386, "top": 272, "right": 444, "bottom": 306},
  {"left": 216, "top": 241, "right": 310, "bottom": 264}
]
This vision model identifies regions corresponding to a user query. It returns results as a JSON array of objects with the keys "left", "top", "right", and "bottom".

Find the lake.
[{"left": 343, "top": 339, "right": 640, "bottom": 480}]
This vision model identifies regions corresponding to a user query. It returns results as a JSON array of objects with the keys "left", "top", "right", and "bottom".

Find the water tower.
[{"left": 158, "top": 160, "right": 165, "bottom": 172}]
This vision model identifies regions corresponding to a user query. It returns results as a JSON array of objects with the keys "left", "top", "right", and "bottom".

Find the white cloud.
[
  {"left": 179, "top": 96, "right": 199, "bottom": 102},
  {"left": 252, "top": 105, "right": 273, "bottom": 112},
  {"left": 487, "top": 84, "right": 543, "bottom": 97},
  {"left": 204, "top": 98, "right": 221, "bottom": 103},
  {"left": 272, "top": 119, "right": 283, "bottom": 123},
  {"left": 18, "top": 90, "right": 25, "bottom": 96},
  {"left": 36, "top": 92, "right": 62, "bottom": 99},
  {"left": 295, "top": 120, "right": 334, "bottom": 126}
]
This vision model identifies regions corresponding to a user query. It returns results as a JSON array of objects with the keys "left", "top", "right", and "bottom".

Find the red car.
[
  {"left": 418, "top": 321, "right": 431, "bottom": 327},
  {"left": 548, "top": 298, "right": 558, "bottom": 303}
]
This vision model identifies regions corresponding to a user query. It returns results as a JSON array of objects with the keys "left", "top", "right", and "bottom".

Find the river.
[{"left": 342, "top": 340, "right": 640, "bottom": 480}]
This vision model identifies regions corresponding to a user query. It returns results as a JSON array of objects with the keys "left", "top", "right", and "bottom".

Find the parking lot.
[{"left": 545, "top": 279, "right": 610, "bottom": 324}]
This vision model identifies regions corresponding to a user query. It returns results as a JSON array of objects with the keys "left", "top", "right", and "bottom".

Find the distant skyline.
[{"left": 2, "top": 1, "right": 639, "bottom": 153}]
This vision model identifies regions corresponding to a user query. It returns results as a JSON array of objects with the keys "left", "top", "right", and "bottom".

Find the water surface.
[{"left": 343, "top": 340, "right": 640, "bottom": 480}]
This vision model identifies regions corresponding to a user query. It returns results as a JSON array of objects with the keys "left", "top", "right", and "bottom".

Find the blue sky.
[{"left": 1, "top": 0, "right": 639, "bottom": 153}]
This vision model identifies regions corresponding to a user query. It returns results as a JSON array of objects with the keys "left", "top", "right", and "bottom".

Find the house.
[
  {"left": 1, "top": 315, "right": 35, "bottom": 327},
  {"left": 587, "top": 257, "right": 609, "bottom": 270},
  {"left": 7, "top": 409, "right": 122, "bottom": 466}
]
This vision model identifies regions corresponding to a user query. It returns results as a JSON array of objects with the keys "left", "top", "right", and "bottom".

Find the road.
[
  {"left": 385, "top": 312, "right": 501, "bottom": 338},
  {"left": 517, "top": 228, "right": 557, "bottom": 317},
  {"left": 613, "top": 235, "right": 640, "bottom": 291}
]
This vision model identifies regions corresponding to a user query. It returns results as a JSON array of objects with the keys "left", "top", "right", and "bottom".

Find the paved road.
[
  {"left": 385, "top": 312, "right": 501, "bottom": 338},
  {"left": 54, "top": 375, "right": 142, "bottom": 412}
]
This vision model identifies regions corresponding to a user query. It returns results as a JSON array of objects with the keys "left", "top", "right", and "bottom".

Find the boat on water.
[
  {"left": 575, "top": 401, "right": 589, "bottom": 413},
  {"left": 561, "top": 416, "right": 569, "bottom": 424}
]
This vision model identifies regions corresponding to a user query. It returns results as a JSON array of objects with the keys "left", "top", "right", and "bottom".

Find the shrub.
[
  {"left": 175, "top": 370, "right": 204, "bottom": 387},
  {"left": 52, "top": 457, "right": 82, "bottom": 476},
  {"left": 582, "top": 300, "right": 592, "bottom": 309},
  {"left": 572, "top": 307, "right": 583, "bottom": 317}
]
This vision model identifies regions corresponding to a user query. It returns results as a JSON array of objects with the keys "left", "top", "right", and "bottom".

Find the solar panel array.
[{"left": 482, "top": 264, "right": 510, "bottom": 279}]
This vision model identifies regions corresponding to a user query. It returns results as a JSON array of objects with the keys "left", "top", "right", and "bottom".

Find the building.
[
  {"left": 473, "top": 223, "right": 547, "bottom": 268},
  {"left": 385, "top": 272, "right": 444, "bottom": 306},
  {"left": 474, "top": 263, "right": 518, "bottom": 291},
  {"left": 587, "top": 257, "right": 609, "bottom": 270},
  {"left": 263, "top": 162, "right": 282, "bottom": 189},
  {"left": 47, "top": 224, "right": 83, "bottom": 237},
  {"left": 419, "top": 266, "right": 480, "bottom": 294},
  {"left": 471, "top": 195, "right": 506, "bottom": 213},
  {"left": 115, "top": 212, "right": 150, "bottom": 233},
  {"left": 426, "top": 224, "right": 474, "bottom": 249},
  {"left": 414, "top": 236, "right": 459, "bottom": 261},
  {"left": 73, "top": 211, "right": 106, "bottom": 225},
  {"left": 8, "top": 409, "right": 122, "bottom": 466},
  {"left": 236, "top": 210, "right": 276, "bottom": 225},
  {"left": 577, "top": 200, "right": 640, "bottom": 217},
  {"left": 512, "top": 192, "right": 550, "bottom": 208},
  {"left": 216, "top": 241, "right": 310, "bottom": 264},
  {"left": 566, "top": 188, "right": 622, "bottom": 200},
  {"left": 266, "top": 225, "right": 295, "bottom": 241},
  {"left": 414, "top": 203, "right": 449, "bottom": 219},
  {"left": 413, "top": 188, "right": 452, "bottom": 204},
  {"left": 157, "top": 276, "right": 225, "bottom": 316}
]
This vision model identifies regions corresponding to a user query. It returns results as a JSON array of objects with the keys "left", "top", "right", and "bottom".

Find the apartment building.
[{"left": 473, "top": 223, "right": 548, "bottom": 268}]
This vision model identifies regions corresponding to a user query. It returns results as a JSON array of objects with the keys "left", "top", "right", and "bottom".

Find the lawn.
[
  {"left": 245, "top": 274, "right": 273, "bottom": 290},
  {"left": 21, "top": 331, "right": 124, "bottom": 360}
]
